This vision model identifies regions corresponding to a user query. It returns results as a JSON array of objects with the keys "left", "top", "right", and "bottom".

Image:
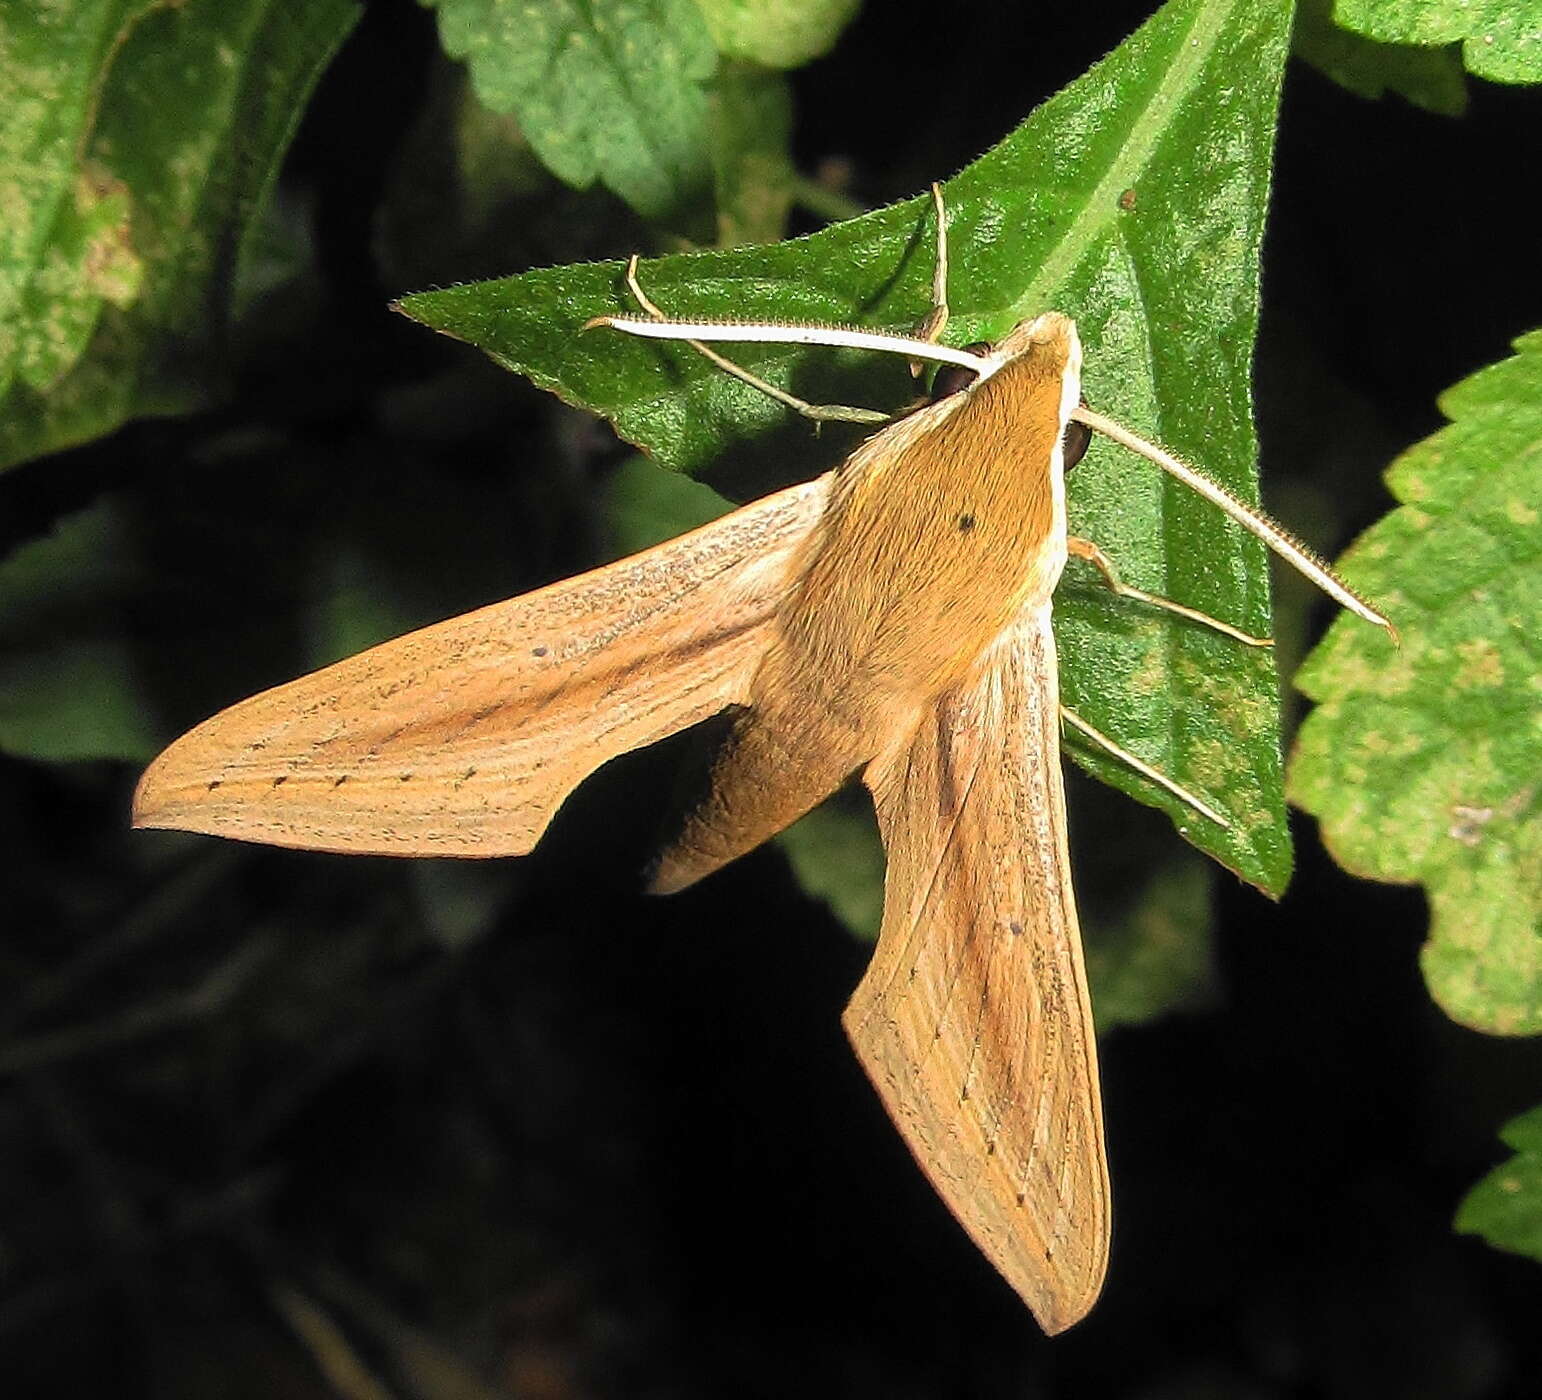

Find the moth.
[{"left": 134, "top": 188, "right": 1391, "bottom": 1333}]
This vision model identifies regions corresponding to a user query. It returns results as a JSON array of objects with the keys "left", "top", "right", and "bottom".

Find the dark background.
[{"left": 3, "top": 2, "right": 1538, "bottom": 1396}]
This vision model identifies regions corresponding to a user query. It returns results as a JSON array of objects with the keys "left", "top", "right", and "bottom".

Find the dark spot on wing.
[{"left": 957, "top": 512, "right": 976, "bottom": 532}]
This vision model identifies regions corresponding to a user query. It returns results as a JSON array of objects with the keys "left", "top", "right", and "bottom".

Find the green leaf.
[
  {"left": 0, "top": 0, "right": 360, "bottom": 472},
  {"left": 693, "top": 0, "right": 862, "bottom": 69},
  {"left": 398, "top": 0, "right": 1299, "bottom": 894},
  {"left": 1455, "top": 1104, "right": 1542, "bottom": 1263},
  {"left": 1288, "top": 330, "right": 1542, "bottom": 1036},
  {"left": 1293, "top": 0, "right": 1468, "bottom": 113},
  {"left": 426, "top": 0, "right": 717, "bottom": 227},
  {"left": 1332, "top": 0, "right": 1542, "bottom": 84}
]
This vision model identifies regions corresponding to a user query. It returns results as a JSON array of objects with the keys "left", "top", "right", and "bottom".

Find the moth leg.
[
  {"left": 910, "top": 182, "right": 950, "bottom": 367},
  {"left": 1065, "top": 536, "right": 1273, "bottom": 648},
  {"left": 1060, "top": 707, "right": 1227, "bottom": 828},
  {"left": 1072, "top": 408, "right": 1395, "bottom": 639},
  {"left": 623, "top": 257, "right": 892, "bottom": 426}
]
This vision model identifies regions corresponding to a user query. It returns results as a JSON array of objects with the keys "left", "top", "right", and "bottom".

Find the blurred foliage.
[
  {"left": 0, "top": 0, "right": 359, "bottom": 471},
  {"left": 1292, "top": 0, "right": 1468, "bottom": 113},
  {"left": 3, "top": 0, "right": 1541, "bottom": 1395},
  {"left": 1457, "top": 1103, "right": 1542, "bottom": 1263},
  {"left": 695, "top": 0, "right": 863, "bottom": 69},
  {"left": 424, "top": 0, "right": 719, "bottom": 231}
]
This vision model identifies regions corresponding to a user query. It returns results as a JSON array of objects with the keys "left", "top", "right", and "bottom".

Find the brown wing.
[
  {"left": 134, "top": 476, "right": 830, "bottom": 856},
  {"left": 845, "top": 605, "right": 1109, "bottom": 1333}
]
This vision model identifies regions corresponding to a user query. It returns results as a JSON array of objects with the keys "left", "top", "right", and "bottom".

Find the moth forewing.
[
  {"left": 850, "top": 609, "right": 1108, "bottom": 1333},
  {"left": 132, "top": 475, "right": 832, "bottom": 855}
]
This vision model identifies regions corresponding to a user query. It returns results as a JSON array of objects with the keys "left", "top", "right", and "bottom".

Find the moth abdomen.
[{"left": 648, "top": 695, "right": 866, "bottom": 896}]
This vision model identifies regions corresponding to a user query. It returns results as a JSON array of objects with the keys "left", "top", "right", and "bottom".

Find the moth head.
[{"left": 930, "top": 313, "right": 1089, "bottom": 468}]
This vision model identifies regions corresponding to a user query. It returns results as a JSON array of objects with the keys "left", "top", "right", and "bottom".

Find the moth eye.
[
  {"left": 928, "top": 342, "right": 993, "bottom": 401},
  {"left": 1063, "top": 403, "right": 1092, "bottom": 471}
]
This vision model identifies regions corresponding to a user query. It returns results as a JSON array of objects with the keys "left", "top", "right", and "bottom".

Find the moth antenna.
[
  {"left": 586, "top": 310, "right": 998, "bottom": 377},
  {"left": 1074, "top": 406, "right": 1396, "bottom": 640},
  {"left": 607, "top": 257, "right": 890, "bottom": 426}
]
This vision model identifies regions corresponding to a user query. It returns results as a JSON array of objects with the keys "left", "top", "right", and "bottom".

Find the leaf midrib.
[{"left": 1009, "top": 0, "right": 1231, "bottom": 325}]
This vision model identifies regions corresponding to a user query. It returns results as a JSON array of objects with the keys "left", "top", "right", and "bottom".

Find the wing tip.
[
  {"left": 132, "top": 728, "right": 227, "bottom": 836},
  {"left": 131, "top": 748, "right": 181, "bottom": 832},
  {"left": 1026, "top": 1268, "right": 1106, "bottom": 1335}
]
